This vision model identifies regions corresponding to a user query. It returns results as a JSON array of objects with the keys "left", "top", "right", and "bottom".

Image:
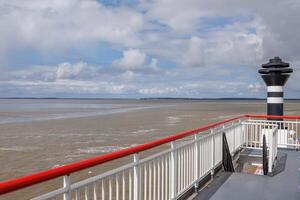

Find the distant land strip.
[{"left": 0, "top": 97, "right": 300, "bottom": 100}]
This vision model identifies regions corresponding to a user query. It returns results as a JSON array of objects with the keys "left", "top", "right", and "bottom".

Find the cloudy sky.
[{"left": 0, "top": 0, "right": 299, "bottom": 98}]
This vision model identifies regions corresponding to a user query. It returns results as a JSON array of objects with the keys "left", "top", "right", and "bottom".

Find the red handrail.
[
  {"left": 245, "top": 114, "right": 300, "bottom": 119},
  {"left": 0, "top": 115, "right": 244, "bottom": 195}
]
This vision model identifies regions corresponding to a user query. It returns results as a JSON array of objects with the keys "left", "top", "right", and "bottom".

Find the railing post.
[
  {"left": 232, "top": 122, "right": 236, "bottom": 150},
  {"left": 242, "top": 123, "right": 246, "bottom": 146},
  {"left": 269, "top": 130, "right": 273, "bottom": 173},
  {"left": 239, "top": 119, "right": 242, "bottom": 147},
  {"left": 211, "top": 129, "right": 215, "bottom": 178},
  {"left": 296, "top": 119, "right": 299, "bottom": 147},
  {"left": 133, "top": 153, "right": 141, "bottom": 200},
  {"left": 63, "top": 175, "right": 71, "bottom": 200},
  {"left": 275, "top": 128, "right": 278, "bottom": 156},
  {"left": 170, "top": 141, "right": 177, "bottom": 199},
  {"left": 194, "top": 134, "right": 199, "bottom": 188}
]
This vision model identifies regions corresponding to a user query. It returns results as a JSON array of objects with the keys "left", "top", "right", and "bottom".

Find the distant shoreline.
[{"left": 0, "top": 97, "right": 300, "bottom": 101}]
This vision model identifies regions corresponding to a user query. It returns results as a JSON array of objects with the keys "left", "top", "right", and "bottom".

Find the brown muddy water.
[{"left": 1, "top": 99, "right": 300, "bottom": 199}]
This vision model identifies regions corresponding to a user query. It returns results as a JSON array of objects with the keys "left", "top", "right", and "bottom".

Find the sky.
[{"left": 0, "top": 0, "right": 300, "bottom": 98}]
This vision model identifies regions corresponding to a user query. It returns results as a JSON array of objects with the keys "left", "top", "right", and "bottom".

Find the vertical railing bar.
[
  {"left": 116, "top": 174, "right": 120, "bottom": 200},
  {"left": 295, "top": 121, "right": 297, "bottom": 145},
  {"left": 162, "top": 155, "right": 165, "bottom": 200},
  {"left": 211, "top": 130, "right": 215, "bottom": 179},
  {"left": 257, "top": 124, "right": 262, "bottom": 147},
  {"left": 258, "top": 123, "right": 260, "bottom": 147},
  {"left": 154, "top": 159, "right": 157, "bottom": 200},
  {"left": 192, "top": 143, "right": 195, "bottom": 183},
  {"left": 269, "top": 128, "right": 273, "bottom": 173},
  {"left": 170, "top": 141, "right": 177, "bottom": 198},
  {"left": 84, "top": 185, "right": 89, "bottom": 200},
  {"left": 191, "top": 143, "right": 194, "bottom": 184},
  {"left": 204, "top": 138, "right": 207, "bottom": 172},
  {"left": 185, "top": 145, "right": 190, "bottom": 188},
  {"left": 93, "top": 181, "right": 98, "bottom": 200},
  {"left": 63, "top": 175, "right": 71, "bottom": 200},
  {"left": 247, "top": 124, "right": 250, "bottom": 147},
  {"left": 109, "top": 176, "right": 112, "bottom": 200},
  {"left": 245, "top": 124, "right": 247, "bottom": 147},
  {"left": 251, "top": 124, "right": 254, "bottom": 147},
  {"left": 165, "top": 154, "right": 169, "bottom": 200},
  {"left": 158, "top": 156, "right": 161, "bottom": 200},
  {"left": 122, "top": 171, "right": 126, "bottom": 200},
  {"left": 187, "top": 145, "right": 190, "bottom": 186},
  {"left": 296, "top": 119, "right": 298, "bottom": 145},
  {"left": 177, "top": 148, "right": 180, "bottom": 192},
  {"left": 243, "top": 123, "right": 246, "bottom": 146},
  {"left": 293, "top": 121, "right": 295, "bottom": 144},
  {"left": 244, "top": 123, "right": 247, "bottom": 147},
  {"left": 188, "top": 144, "right": 191, "bottom": 185},
  {"left": 200, "top": 141, "right": 203, "bottom": 177},
  {"left": 233, "top": 123, "right": 236, "bottom": 150},
  {"left": 194, "top": 135, "right": 199, "bottom": 188},
  {"left": 138, "top": 159, "right": 142, "bottom": 200},
  {"left": 255, "top": 123, "right": 257, "bottom": 148},
  {"left": 149, "top": 161, "right": 152, "bottom": 200},
  {"left": 129, "top": 168, "right": 132, "bottom": 200},
  {"left": 250, "top": 123, "right": 253, "bottom": 147},
  {"left": 102, "top": 178, "right": 106, "bottom": 200},
  {"left": 144, "top": 164, "right": 147, "bottom": 200},
  {"left": 180, "top": 147, "right": 183, "bottom": 192},
  {"left": 191, "top": 143, "right": 193, "bottom": 184},
  {"left": 75, "top": 189, "right": 79, "bottom": 200},
  {"left": 180, "top": 146, "right": 184, "bottom": 191},
  {"left": 182, "top": 148, "right": 187, "bottom": 189},
  {"left": 188, "top": 145, "right": 190, "bottom": 186}
]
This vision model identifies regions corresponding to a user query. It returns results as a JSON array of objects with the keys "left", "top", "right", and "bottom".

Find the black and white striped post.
[{"left": 259, "top": 57, "right": 293, "bottom": 120}]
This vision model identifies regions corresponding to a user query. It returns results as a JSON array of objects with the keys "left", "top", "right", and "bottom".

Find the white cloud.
[
  {"left": 149, "top": 58, "right": 157, "bottom": 68},
  {"left": 206, "top": 30, "right": 263, "bottom": 65},
  {"left": 248, "top": 83, "right": 265, "bottom": 93},
  {"left": 0, "top": 0, "right": 145, "bottom": 56},
  {"left": 142, "top": 0, "right": 300, "bottom": 64},
  {"left": 56, "top": 62, "right": 95, "bottom": 79},
  {"left": 181, "top": 37, "right": 204, "bottom": 67},
  {"left": 113, "top": 49, "right": 146, "bottom": 70},
  {"left": 119, "top": 70, "right": 136, "bottom": 81},
  {"left": 144, "top": 0, "right": 207, "bottom": 32}
]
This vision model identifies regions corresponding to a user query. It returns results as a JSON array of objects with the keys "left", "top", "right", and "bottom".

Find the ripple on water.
[{"left": 0, "top": 146, "right": 40, "bottom": 152}]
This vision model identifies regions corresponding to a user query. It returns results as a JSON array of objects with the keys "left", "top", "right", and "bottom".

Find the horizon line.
[{"left": 0, "top": 97, "right": 300, "bottom": 100}]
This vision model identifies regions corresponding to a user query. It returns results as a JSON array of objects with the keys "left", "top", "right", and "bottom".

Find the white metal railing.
[
  {"left": 246, "top": 119, "right": 300, "bottom": 148},
  {"left": 242, "top": 121, "right": 278, "bottom": 173},
  {"left": 32, "top": 120, "right": 244, "bottom": 200},
  {"left": 5, "top": 117, "right": 300, "bottom": 200}
]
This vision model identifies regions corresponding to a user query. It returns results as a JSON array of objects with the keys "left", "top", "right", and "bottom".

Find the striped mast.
[{"left": 259, "top": 57, "right": 293, "bottom": 119}]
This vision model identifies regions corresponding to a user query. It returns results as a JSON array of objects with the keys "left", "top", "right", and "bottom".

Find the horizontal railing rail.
[{"left": 245, "top": 114, "right": 300, "bottom": 120}]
